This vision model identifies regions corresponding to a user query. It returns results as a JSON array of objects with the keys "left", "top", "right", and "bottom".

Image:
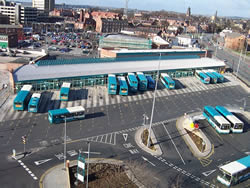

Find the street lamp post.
[
  {"left": 86, "top": 142, "right": 90, "bottom": 188},
  {"left": 147, "top": 53, "right": 161, "bottom": 148},
  {"left": 64, "top": 116, "right": 67, "bottom": 169},
  {"left": 236, "top": 50, "right": 243, "bottom": 78}
]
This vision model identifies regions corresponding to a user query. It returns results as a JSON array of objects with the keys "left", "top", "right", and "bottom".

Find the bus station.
[{"left": 12, "top": 54, "right": 225, "bottom": 92}]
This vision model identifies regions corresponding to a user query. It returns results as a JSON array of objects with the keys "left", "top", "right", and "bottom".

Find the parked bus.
[
  {"left": 127, "top": 73, "right": 138, "bottom": 93},
  {"left": 108, "top": 74, "right": 117, "bottom": 95},
  {"left": 202, "top": 70, "right": 217, "bottom": 84},
  {"left": 117, "top": 76, "right": 128, "bottom": 96},
  {"left": 217, "top": 155, "right": 250, "bottom": 187},
  {"left": 48, "top": 106, "right": 85, "bottom": 124},
  {"left": 195, "top": 70, "right": 210, "bottom": 84},
  {"left": 60, "top": 82, "right": 71, "bottom": 101},
  {"left": 146, "top": 75, "right": 156, "bottom": 89},
  {"left": 13, "top": 85, "right": 32, "bottom": 111},
  {"left": 136, "top": 72, "right": 147, "bottom": 91},
  {"left": 160, "top": 73, "right": 175, "bottom": 89},
  {"left": 28, "top": 93, "right": 41, "bottom": 113},
  {"left": 215, "top": 106, "right": 244, "bottom": 133},
  {"left": 203, "top": 106, "right": 231, "bottom": 134},
  {"left": 207, "top": 69, "right": 224, "bottom": 83}
]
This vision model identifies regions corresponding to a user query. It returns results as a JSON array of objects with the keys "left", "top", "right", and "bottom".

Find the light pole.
[
  {"left": 147, "top": 53, "right": 161, "bottom": 148},
  {"left": 64, "top": 116, "right": 67, "bottom": 169},
  {"left": 86, "top": 142, "right": 90, "bottom": 188},
  {"left": 236, "top": 49, "right": 243, "bottom": 78}
]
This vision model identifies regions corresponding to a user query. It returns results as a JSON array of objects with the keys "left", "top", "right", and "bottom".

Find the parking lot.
[
  {"left": 0, "top": 74, "right": 243, "bottom": 122},
  {"left": 17, "top": 31, "right": 99, "bottom": 58}
]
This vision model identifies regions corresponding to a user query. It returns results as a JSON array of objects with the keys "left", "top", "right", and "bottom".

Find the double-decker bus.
[
  {"left": 160, "top": 73, "right": 175, "bottom": 89},
  {"left": 195, "top": 70, "right": 210, "bottom": 84},
  {"left": 127, "top": 73, "right": 138, "bottom": 93},
  {"left": 136, "top": 72, "right": 147, "bottom": 91},
  {"left": 203, "top": 106, "right": 230, "bottom": 134},
  {"left": 217, "top": 155, "right": 250, "bottom": 187},
  {"left": 207, "top": 69, "right": 224, "bottom": 83},
  {"left": 202, "top": 70, "right": 217, "bottom": 84},
  {"left": 117, "top": 76, "right": 128, "bottom": 96},
  {"left": 215, "top": 106, "right": 244, "bottom": 133},
  {"left": 146, "top": 75, "right": 155, "bottom": 89},
  {"left": 48, "top": 106, "right": 85, "bottom": 124},
  {"left": 60, "top": 82, "right": 71, "bottom": 101},
  {"left": 28, "top": 93, "right": 41, "bottom": 113},
  {"left": 108, "top": 74, "right": 117, "bottom": 95},
  {"left": 13, "top": 85, "right": 32, "bottom": 111}
]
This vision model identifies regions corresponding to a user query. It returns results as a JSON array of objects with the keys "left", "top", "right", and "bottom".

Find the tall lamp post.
[
  {"left": 147, "top": 53, "right": 161, "bottom": 148},
  {"left": 64, "top": 116, "right": 67, "bottom": 169},
  {"left": 86, "top": 142, "right": 90, "bottom": 188}
]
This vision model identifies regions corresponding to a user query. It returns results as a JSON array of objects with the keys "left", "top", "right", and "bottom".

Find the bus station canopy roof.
[{"left": 13, "top": 58, "right": 225, "bottom": 82}]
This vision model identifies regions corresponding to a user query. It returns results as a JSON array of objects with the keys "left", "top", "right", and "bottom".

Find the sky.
[{"left": 21, "top": 0, "right": 250, "bottom": 18}]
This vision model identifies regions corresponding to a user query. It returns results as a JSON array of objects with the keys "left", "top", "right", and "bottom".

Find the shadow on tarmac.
[
  {"left": 68, "top": 88, "right": 88, "bottom": 101},
  {"left": 85, "top": 112, "right": 105, "bottom": 120}
]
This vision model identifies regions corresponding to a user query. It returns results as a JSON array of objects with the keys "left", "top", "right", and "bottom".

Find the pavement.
[
  {"left": 40, "top": 158, "right": 144, "bottom": 188},
  {"left": 40, "top": 163, "right": 69, "bottom": 188}
]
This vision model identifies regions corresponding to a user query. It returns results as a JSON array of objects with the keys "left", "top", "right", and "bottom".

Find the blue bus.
[
  {"left": 136, "top": 72, "right": 148, "bottom": 91},
  {"left": 203, "top": 106, "right": 230, "bottom": 134},
  {"left": 108, "top": 74, "right": 117, "bottom": 95},
  {"left": 195, "top": 70, "right": 210, "bottom": 84},
  {"left": 207, "top": 69, "right": 224, "bottom": 83},
  {"left": 202, "top": 70, "right": 217, "bottom": 84},
  {"left": 217, "top": 155, "right": 250, "bottom": 187},
  {"left": 28, "top": 93, "right": 41, "bottom": 113},
  {"left": 215, "top": 106, "right": 244, "bottom": 133},
  {"left": 48, "top": 106, "right": 85, "bottom": 124},
  {"left": 160, "top": 73, "right": 175, "bottom": 89},
  {"left": 146, "top": 75, "right": 155, "bottom": 89},
  {"left": 117, "top": 76, "right": 128, "bottom": 96},
  {"left": 127, "top": 73, "right": 138, "bottom": 93},
  {"left": 13, "top": 85, "right": 32, "bottom": 111},
  {"left": 60, "top": 82, "right": 71, "bottom": 101}
]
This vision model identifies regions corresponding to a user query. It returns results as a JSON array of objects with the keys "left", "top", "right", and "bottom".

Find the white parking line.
[{"left": 162, "top": 124, "right": 185, "bottom": 165}]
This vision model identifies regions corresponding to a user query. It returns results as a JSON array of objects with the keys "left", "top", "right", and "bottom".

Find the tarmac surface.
[{"left": 0, "top": 74, "right": 249, "bottom": 188}]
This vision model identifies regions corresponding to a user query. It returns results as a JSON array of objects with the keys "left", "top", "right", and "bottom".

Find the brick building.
[
  {"left": 224, "top": 32, "right": 246, "bottom": 51},
  {"left": 0, "top": 24, "right": 23, "bottom": 40},
  {"left": 95, "top": 18, "right": 127, "bottom": 33}
]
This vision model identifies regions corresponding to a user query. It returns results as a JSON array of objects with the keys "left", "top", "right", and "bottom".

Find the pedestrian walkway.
[{"left": 0, "top": 75, "right": 240, "bottom": 122}]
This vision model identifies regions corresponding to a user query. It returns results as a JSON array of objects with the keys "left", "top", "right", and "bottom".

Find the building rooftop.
[
  {"left": 225, "top": 32, "right": 245, "bottom": 39},
  {"left": 103, "top": 34, "right": 149, "bottom": 42},
  {"left": 13, "top": 57, "right": 225, "bottom": 82},
  {"left": 0, "top": 24, "right": 22, "bottom": 29},
  {"left": 112, "top": 48, "right": 204, "bottom": 54}
]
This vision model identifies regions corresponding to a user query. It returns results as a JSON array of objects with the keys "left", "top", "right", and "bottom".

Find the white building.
[
  {"left": 0, "top": 0, "right": 37, "bottom": 24},
  {"left": 177, "top": 34, "right": 198, "bottom": 47},
  {"left": 32, "top": 0, "right": 54, "bottom": 12}
]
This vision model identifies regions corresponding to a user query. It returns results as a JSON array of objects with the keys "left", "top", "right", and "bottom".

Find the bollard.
[{"left": 66, "top": 160, "right": 70, "bottom": 168}]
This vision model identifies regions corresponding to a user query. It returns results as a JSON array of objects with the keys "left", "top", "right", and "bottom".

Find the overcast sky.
[{"left": 22, "top": 0, "right": 250, "bottom": 18}]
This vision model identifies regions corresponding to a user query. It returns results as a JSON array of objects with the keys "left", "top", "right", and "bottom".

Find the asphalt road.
[
  {"left": 0, "top": 85, "right": 249, "bottom": 188},
  {"left": 202, "top": 35, "right": 250, "bottom": 86}
]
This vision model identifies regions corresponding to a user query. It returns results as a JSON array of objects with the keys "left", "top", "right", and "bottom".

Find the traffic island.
[
  {"left": 176, "top": 115, "right": 212, "bottom": 158},
  {"left": 69, "top": 162, "right": 137, "bottom": 188},
  {"left": 40, "top": 159, "right": 144, "bottom": 188},
  {"left": 135, "top": 127, "right": 162, "bottom": 156}
]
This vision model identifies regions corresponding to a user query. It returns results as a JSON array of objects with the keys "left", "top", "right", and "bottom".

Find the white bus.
[{"left": 217, "top": 155, "right": 250, "bottom": 186}]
